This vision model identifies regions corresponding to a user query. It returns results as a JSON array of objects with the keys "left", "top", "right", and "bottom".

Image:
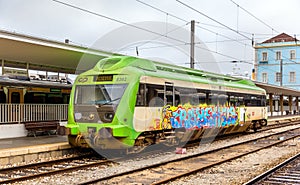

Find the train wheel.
[
  {"left": 260, "top": 119, "right": 267, "bottom": 126},
  {"left": 127, "top": 136, "right": 154, "bottom": 154},
  {"left": 252, "top": 121, "right": 258, "bottom": 132},
  {"left": 68, "top": 135, "right": 78, "bottom": 147}
]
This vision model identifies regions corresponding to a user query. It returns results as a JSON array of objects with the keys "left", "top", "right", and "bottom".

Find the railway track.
[
  {"left": 1, "top": 121, "right": 299, "bottom": 184},
  {"left": 244, "top": 153, "right": 300, "bottom": 185},
  {"left": 261, "top": 118, "right": 300, "bottom": 131},
  {"left": 78, "top": 127, "right": 300, "bottom": 185},
  {"left": 185, "top": 119, "right": 300, "bottom": 150},
  {"left": 0, "top": 154, "right": 114, "bottom": 184}
]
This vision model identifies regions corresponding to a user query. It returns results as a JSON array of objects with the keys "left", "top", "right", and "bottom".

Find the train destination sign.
[{"left": 94, "top": 75, "right": 113, "bottom": 82}]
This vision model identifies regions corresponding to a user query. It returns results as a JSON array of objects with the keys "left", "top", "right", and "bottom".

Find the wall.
[{"left": 0, "top": 124, "right": 27, "bottom": 139}]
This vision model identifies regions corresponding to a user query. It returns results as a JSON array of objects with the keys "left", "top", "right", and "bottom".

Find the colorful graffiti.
[{"left": 157, "top": 104, "right": 240, "bottom": 130}]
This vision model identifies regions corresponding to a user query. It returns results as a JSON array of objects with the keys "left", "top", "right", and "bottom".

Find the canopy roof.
[{"left": 0, "top": 30, "right": 116, "bottom": 74}]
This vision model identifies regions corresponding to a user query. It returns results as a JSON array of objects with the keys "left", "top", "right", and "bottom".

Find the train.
[
  {"left": 66, "top": 56, "right": 267, "bottom": 152},
  {"left": 0, "top": 75, "right": 72, "bottom": 104}
]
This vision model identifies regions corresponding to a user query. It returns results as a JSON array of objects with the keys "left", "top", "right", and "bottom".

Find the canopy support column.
[
  {"left": 289, "top": 95, "right": 292, "bottom": 114},
  {"left": 280, "top": 95, "right": 283, "bottom": 116},
  {"left": 269, "top": 93, "right": 273, "bottom": 116}
]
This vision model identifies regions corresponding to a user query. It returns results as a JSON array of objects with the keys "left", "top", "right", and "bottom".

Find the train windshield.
[{"left": 74, "top": 84, "right": 127, "bottom": 105}]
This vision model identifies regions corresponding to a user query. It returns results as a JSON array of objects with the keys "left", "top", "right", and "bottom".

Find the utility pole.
[
  {"left": 280, "top": 59, "right": 283, "bottom": 86},
  {"left": 190, "top": 20, "right": 195, "bottom": 69}
]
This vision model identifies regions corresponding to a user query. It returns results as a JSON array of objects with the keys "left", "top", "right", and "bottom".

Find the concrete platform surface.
[
  {"left": 0, "top": 135, "right": 68, "bottom": 150},
  {"left": 0, "top": 135, "right": 72, "bottom": 166}
]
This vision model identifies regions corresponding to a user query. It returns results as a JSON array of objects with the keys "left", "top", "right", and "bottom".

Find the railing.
[{"left": 0, "top": 104, "right": 68, "bottom": 123}]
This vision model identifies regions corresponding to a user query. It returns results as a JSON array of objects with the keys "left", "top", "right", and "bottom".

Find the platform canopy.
[
  {"left": 0, "top": 30, "right": 118, "bottom": 74},
  {"left": 255, "top": 81, "right": 300, "bottom": 97}
]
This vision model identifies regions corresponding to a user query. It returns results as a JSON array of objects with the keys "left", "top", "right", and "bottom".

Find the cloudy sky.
[{"left": 1, "top": 0, "right": 299, "bottom": 75}]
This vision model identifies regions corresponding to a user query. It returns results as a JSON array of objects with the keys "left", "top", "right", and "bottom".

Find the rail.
[{"left": 0, "top": 104, "right": 68, "bottom": 123}]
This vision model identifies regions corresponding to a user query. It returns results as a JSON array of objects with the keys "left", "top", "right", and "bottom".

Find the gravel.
[{"left": 11, "top": 124, "right": 300, "bottom": 185}]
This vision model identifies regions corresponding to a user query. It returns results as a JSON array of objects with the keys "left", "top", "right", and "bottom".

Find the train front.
[{"left": 66, "top": 60, "right": 141, "bottom": 150}]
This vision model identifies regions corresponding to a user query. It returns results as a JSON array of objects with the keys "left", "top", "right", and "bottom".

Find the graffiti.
[{"left": 158, "top": 104, "right": 239, "bottom": 130}]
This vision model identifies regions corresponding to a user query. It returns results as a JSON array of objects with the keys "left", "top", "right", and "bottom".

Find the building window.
[
  {"left": 276, "top": 51, "right": 281, "bottom": 60},
  {"left": 290, "top": 50, "right": 296, "bottom": 59},
  {"left": 290, "top": 72, "right": 296, "bottom": 82},
  {"left": 262, "top": 52, "right": 268, "bottom": 61},
  {"left": 275, "top": 72, "right": 281, "bottom": 82},
  {"left": 262, "top": 73, "right": 268, "bottom": 83}
]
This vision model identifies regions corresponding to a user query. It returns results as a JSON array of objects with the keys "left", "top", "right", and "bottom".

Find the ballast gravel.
[{"left": 11, "top": 124, "right": 300, "bottom": 185}]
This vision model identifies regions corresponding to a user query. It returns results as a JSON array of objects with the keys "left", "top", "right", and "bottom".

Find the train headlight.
[
  {"left": 89, "top": 113, "right": 95, "bottom": 120},
  {"left": 75, "top": 112, "right": 82, "bottom": 120},
  {"left": 104, "top": 113, "right": 114, "bottom": 121}
]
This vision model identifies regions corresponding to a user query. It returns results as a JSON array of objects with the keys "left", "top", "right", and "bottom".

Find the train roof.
[
  {"left": 0, "top": 76, "right": 72, "bottom": 89},
  {"left": 86, "top": 56, "right": 265, "bottom": 93}
]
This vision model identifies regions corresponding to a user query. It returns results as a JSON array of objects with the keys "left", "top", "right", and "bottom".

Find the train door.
[
  {"left": 8, "top": 88, "right": 24, "bottom": 103},
  {"left": 8, "top": 88, "right": 24, "bottom": 122},
  {"left": 164, "top": 82, "right": 174, "bottom": 106}
]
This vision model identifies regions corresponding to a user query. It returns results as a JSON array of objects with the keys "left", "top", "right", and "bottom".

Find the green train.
[{"left": 66, "top": 56, "right": 267, "bottom": 152}]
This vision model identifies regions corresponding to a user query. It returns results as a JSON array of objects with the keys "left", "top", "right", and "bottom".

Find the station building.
[{"left": 254, "top": 33, "right": 300, "bottom": 90}]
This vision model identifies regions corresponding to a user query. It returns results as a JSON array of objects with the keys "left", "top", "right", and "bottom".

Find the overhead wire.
[
  {"left": 120, "top": 23, "right": 190, "bottom": 52},
  {"left": 136, "top": 0, "right": 252, "bottom": 48},
  {"left": 136, "top": 0, "right": 188, "bottom": 23},
  {"left": 175, "top": 0, "right": 252, "bottom": 40},
  {"left": 136, "top": 0, "right": 254, "bottom": 65},
  {"left": 229, "top": 0, "right": 279, "bottom": 33},
  {"left": 175, "top": 0, "right": 300, "bottom": 71},
  {"left": 52, "top": 0, "right": 189, "bottom": 46},
  {"left": 195, "top": 24, "right": 253, "bottom": 48},
  {"left": 138, "top": 0, "right": 298, "bottom": 77},
  {"left": 53, "top": 0, "right": 296, "bottom": 75}
]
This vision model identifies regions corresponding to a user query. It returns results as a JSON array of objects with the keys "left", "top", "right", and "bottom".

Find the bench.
[{"left": 24, "top": 121, "right": 59, "bottom": 137}]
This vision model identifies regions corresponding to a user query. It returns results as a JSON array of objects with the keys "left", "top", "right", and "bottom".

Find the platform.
[
  {"left": 268, "top": 114, "right": 300, "bottom": 125},
  {"left": 0, "top": 135, "right": 71, "bottom": 166}
]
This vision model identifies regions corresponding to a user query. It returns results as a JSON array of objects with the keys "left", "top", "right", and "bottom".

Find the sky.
[{"left": 1, "top": 0, "right": 300, "bottom": 76}]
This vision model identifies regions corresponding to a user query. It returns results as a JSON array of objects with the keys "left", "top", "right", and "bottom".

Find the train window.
[
  {"left": 218, "top": 94, "right": 228, "bottom": 106},
  {"left": 0, "top": 91, "right": 6, "bottom": 103},
  {"left": 25, "top": 93, "right": 42, "bottom": 104},
  {"left": 136, "top": 83, "right": 146, "bottom": 106},
  {"left": 47, "top": 94, "right": 63, "bottom": 104},
  {"left": 165, "top": 84, "right": 174, "bottom": 106},
  {"left": 228, "top": 94, "right": 245, "bottom": 106},
  {"left": 197, "top": 91, "right": 206, "bottom": 104},
  {"left": 75, "top": 84, "right": 127, "bottom": 106},
  {"left": 146, "top": 84, "right": 164, "bottom": 107},
  {"left": 25, "top": 93, "right": 47, "bottom": 104},
  {"left": 175, "top": 87, "right": 199, "bottom": 105},
  {"left": 207, "top": 93, "right": 228, "bottom": 106},
  {"left": 261, "top": 95, "right": 266, "bottom": 106},
  {"left": 238, "top": 96, "right": 245, "bottom": 106},
  {"left": 208, "top": 93, "right": 218, "bottom": 105},
  {"left": 63, "top": 94, "right": 70, "bottom": 104},
  {"left": 244, "top": 95, "right": 265, "bottom": 106}
]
